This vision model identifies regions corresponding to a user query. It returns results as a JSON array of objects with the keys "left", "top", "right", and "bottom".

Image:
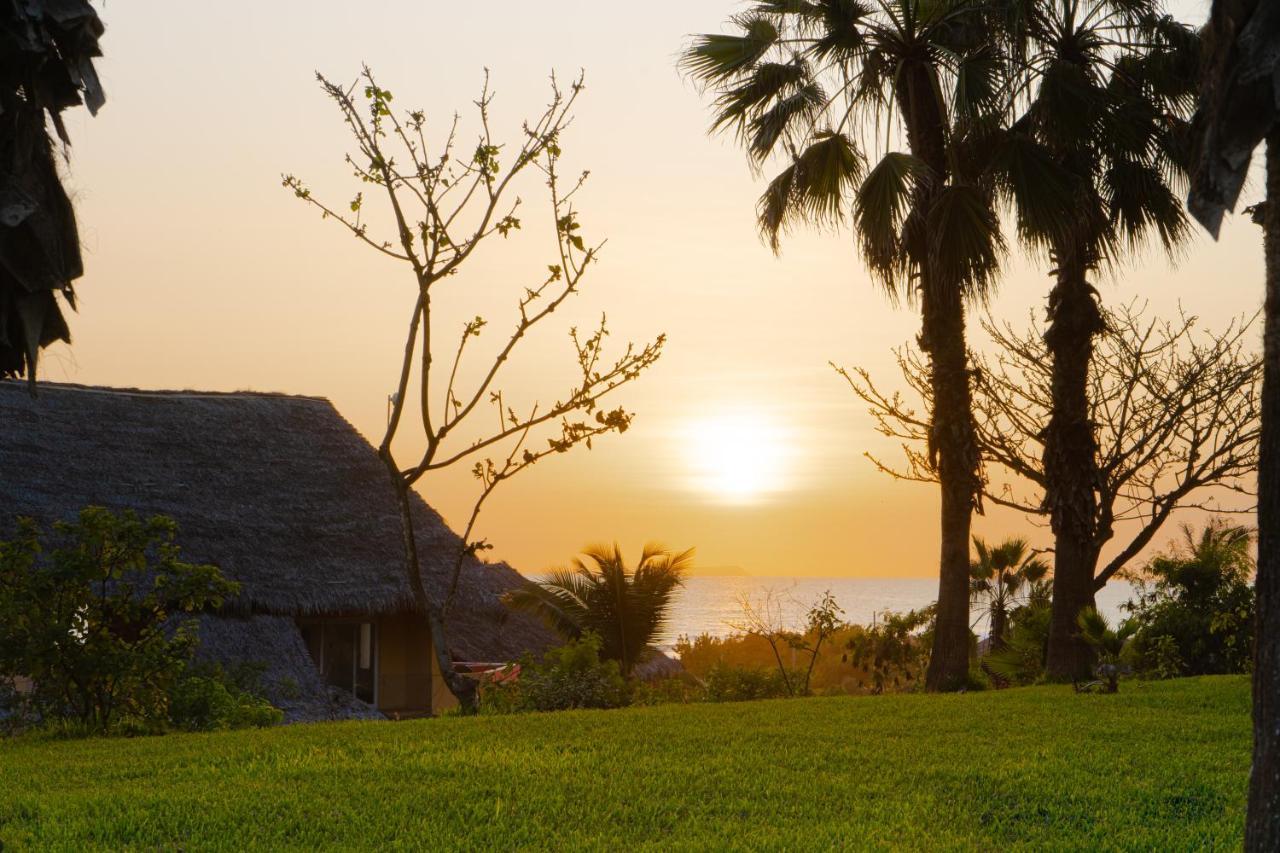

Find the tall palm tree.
[
  {"left": 0, "top": 1, "right": 105, "bottom": 388},
  {"left": 504, "top": 544, "right": 693, "bottom": 677},
  {"left": 969, "top": 536, "right": 1049, "bottom": 649},
  {"left": 684, "top": 0, "right": 1041, "bottom": 690},
  {"left": 996, "top": 0, "right": 1198, "bottom": 679},
  {"left": 1186, "top": 1, "right": 1280, "bottom": 845}
]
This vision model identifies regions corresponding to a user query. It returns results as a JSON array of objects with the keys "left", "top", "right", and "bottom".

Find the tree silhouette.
[
  {"left": 1186, "top": 1, "right": 1280, "bottom": 841},
  {"left": 285, "top": 70, "right": 664, "bottom": 708},
  {"left": 0, "top": 1, "right": 105, "bottom": 388},
  {"left": 505, "top": 543, "right": 692, "bottom": 677}
]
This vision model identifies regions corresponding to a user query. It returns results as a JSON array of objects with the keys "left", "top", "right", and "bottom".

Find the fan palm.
[
  {"left": 969, "top": 536, "right": 1049, "bottom": 649},
  {"left": 0, "top": 1, "right": 105, "bottom": 388},
  {"left": 994, "top": 0, "right": 1198, "bottom": 680},
  {"left": 1187, "top": 3, "right": 1280, "bottom": 844},
  {"left": 1075, "top": 605, "right": 1135, "bottom": 692},
  {"left": 504, "top": 544, "right": 693, "bottom": 677},
  {"left": 683, "top": 0, "right": 1058, "bottom": 690}
]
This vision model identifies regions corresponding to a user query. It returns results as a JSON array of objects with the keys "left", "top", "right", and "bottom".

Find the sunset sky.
[{"left": 46, "top": 0, "right": 1260, "bottom": 578}]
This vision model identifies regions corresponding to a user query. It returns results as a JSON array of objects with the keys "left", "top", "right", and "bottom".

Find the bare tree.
[
  {"left": 839, "top": 302, "right": 1260, "bottom": 597},
  {"left": 284, "top": 69, "right": 664, "bottom": 709},
  {"left": 727, "top": 588, "right": 841, "bottom": 696}
]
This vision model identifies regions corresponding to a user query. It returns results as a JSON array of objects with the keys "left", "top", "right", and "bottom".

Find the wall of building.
[{"left": 376, "top": 611, "right": 433, "bottom": 716}]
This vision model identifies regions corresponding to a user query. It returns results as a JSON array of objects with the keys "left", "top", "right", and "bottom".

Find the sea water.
[{"left": 658, "top": 575, "right": 1137, "bottom": 649}]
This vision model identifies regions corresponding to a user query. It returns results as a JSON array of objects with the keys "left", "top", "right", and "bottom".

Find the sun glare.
[{"left": 683, "top": 412, "right": 790, "bottom": 504}]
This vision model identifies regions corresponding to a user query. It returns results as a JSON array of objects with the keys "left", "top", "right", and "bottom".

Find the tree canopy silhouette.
[{"left": 0, "top": 0, "right": 105, "bottom": 388}]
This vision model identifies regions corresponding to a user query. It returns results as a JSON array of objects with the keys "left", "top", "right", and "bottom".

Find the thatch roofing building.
[{"left": 0, "top": 382, "right": 556, "bottom": 721}]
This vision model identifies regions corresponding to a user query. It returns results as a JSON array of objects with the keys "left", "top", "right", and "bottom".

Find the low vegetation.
[
  {"left": 0, "top": 508, "right": 281, "bottom": 735},
  {"left": 0, "top": 677, "right": 1249, "bottom": 849}
]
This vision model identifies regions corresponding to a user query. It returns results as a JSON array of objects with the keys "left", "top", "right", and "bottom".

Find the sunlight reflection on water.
[{"left": 659, "top": 576, "right": 1138, "bottom": 650}]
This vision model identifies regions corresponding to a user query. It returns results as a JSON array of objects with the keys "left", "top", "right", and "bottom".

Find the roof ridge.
[{"left": 0, "top": 380, "right": 332, "bottom": 405}]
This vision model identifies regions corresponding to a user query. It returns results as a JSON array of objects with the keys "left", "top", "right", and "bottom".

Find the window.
[{"left": 298, "top": 618, "right": 377, "bottom": 706}]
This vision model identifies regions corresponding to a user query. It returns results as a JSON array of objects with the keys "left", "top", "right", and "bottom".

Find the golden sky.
[{"left": 47, "top": 0, "right": 1260, "bottom": 578}]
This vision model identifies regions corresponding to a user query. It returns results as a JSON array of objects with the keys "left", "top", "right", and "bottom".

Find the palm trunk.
[
  {"left": 383, "top": 456, "right": 478, "bottom": 712},
  {"left": 990, "top": 607, "right": 1009, "bottom": 652},
  {"left": 894, "top": 63, "right": 979, "bottom": 694},
  {"left": 1043, "top": 257, "right": 1104, "bottom": 681},
  {"left": 922, "top": 283, "right": 979, "bottom": 691},
  {"left": 1246, "top": 131, "right": 1280, "bottom": 852}
]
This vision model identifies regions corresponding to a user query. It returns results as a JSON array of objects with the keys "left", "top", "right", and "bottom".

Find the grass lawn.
[{"left": 0, "top": 676, "right": 1249, "bottom": 850}]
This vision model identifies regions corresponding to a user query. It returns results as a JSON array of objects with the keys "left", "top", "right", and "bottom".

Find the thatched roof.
[
  {"left": 0, "top": 381, "right": 556, "bottom": 661},
  {"left": 190, "top": 614, "right": 385, "bottom": 723}
]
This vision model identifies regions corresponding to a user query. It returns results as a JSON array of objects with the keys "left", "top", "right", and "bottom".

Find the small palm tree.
[
  {"left": 1076, "top": 607, "right": 1135, "bottom": 693},
  {"left": 504, "top": 544, "right": 693, "bottom": 677},
  {"left": 970, "top": 536, "right": 1050, "bottom": 650}
]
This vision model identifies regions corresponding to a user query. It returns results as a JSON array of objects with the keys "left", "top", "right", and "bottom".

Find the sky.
[{"left": 44, "top": 0, "right": 1262, "bottom": 578}]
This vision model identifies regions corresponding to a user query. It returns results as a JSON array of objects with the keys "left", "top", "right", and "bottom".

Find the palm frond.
[
  {"left": 854, "top": 151, "right": 931, "bottom": 288},
  {"left": 748, "top": 82, "right": 826, "bottom": 161},
  {"left": 710, "top": 60, "right": 810, "bottom": 136},
  {"left": 682, "top": 15, "right": 781, "bottom": 84},
  {"left": 925, "top": 182, "right": 1005, "bottom": 298},
  {"left": 757, "top": 131, "right": 864, "bottom": 247}
]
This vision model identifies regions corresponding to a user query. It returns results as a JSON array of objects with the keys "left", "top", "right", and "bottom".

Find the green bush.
[
  {"left": 1126, "top": 521, "right": 1255, "bottom": 678},
  {"left": 630, "top": 674, "right": 704, "bottom": 706},
  {"left": 479, "top": 632, "right": 629, "bottom": 714},
  {"left": 167, "top": 664, "right": 283, "bottom": 732},
  {"left": 703, "top": 664, "right": 791, "bottom": 702},
  {"left": 0, "top": 508, "right": 238, "bottom": 734}
]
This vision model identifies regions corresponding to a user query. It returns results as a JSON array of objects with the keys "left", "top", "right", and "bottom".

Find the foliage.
[
  {"left": 702, "top": 663, "right": 792, "bottom": 703},
  {"left": 1076, "top": 608, "right": 1136, "bottom": 693},
  {"left": 628, "top": 674, "right": 705, "bottom": 707},
  {"left": 0, "top": 0, "right": 105, "bottom": 384},
  {"left": 725, "top": 588, "right": 845, "bottom": 696},
  {"left": 845, "top": 606, "right": 935, "bottom": 695},
  {"left": 0, "top": 678, "right": 1250, "bottom": 848},
  {"left": 0, "top": 508, "right": 238, "bottom": 733},
  {"left": 478, "top": 633, "right": 628, "bottom": 714},
  {"left": 1126, "top": 521, "right": 1256, "bottom": 677},
  {"left": 285, "top": 68, "right": 664, "bottom": 707},
  {"left": 969, "top": 537, "right": 1049, "bottom": 649},
  {"left": 984, "top": 596, "right": 1053, "bottom": 686},
  {"left": 504, "top": 543, "right": 692, "bottom": 676},
  {"left": 167, "top": 663, "right": 283, "bottom": 732}
]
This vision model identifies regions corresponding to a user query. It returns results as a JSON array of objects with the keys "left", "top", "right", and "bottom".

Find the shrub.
[
  {"left": 478, "top": 632, "right": 628, "bottom": 714},
  {"left": 630, "top": 674, "right": 704, "bottom": 706},
  {"left": 167, "top": 663, "right": 283, "bottom": 731},
  {"left": 844, "top": 606, "right": 934, "bottom": 694},
  {"left": 703, "top": 664, "right": 791, "bottom": 702},
  {"left": 1125, "top": 521, "right": 1255, "bottom": 678},
  {"left": 984, "top": 598, "right": 1052, "bottom": 686},
  {"left": 0, "top": 508, "right": 238, "bottom": 734}
]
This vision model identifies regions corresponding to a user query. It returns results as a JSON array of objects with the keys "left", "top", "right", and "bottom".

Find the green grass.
[{"left": 0, "top": 676, "right": 1250, "bottom": 851}]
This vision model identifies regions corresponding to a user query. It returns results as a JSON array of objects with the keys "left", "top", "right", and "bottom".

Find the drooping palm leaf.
[
  {"left": 0, "top": 0, "right": 105, "bottom": 388},
  {"left": 503, "top": 542, "right": 691, "bottom": 676}
]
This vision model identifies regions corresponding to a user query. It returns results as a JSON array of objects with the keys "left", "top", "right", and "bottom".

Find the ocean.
[{"left": 658, "top": 576, "right": 1138, "bottom": 649}]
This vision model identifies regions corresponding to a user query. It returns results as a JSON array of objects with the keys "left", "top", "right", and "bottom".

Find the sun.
[{"left": 682, "top": 412, "right": 790, "bottom": 504}]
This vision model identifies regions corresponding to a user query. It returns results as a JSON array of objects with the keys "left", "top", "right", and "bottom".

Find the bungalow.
[{"left": 0, "top": 382, "right": 555, "bottom": 721}]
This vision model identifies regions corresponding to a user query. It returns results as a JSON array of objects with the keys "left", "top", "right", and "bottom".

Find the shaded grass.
[{"left": 0, "top": 676, "right": 1249, "bottom": 850}]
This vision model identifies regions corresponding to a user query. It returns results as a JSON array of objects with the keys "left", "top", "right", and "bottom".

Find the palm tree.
[
  {"left": 1075, "top": 606, "right": 1134, "bottom": 692},
  {"left": 0, "top": 1, "right": 105, "bottom": 388},
  {"left": 969, "top": 536, "right": 1049, "bottom": 650},
  {"left": 683, "top": 0, "right": 1041, "bottom": 690},
  {"left": 1186, "top": 2, "right": 1280, "bottom": 845},
  {"left": 996, "top": 1, "right": 1198, "bottom": 680},
  {"left": 504, "top": 544, "right": 693, "bottom": 677}
]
